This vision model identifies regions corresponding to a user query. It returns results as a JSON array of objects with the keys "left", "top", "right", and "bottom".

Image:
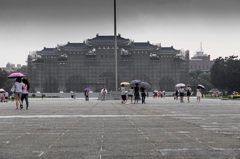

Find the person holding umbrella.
[
  {"left": 120, "top": 85, "right": 126, "bottom": 104},
  {"left": 196, "top": 87, "right": 202, "bottom": 102},
  {"left": 134, "top": 83, "right": 140, "bottom": 104},
  {"left": 196, "top": 84, "right": 204, "bottom": 102},
  {"left": 14, "top": 77, "right": 24, "bottom": 109},
  {"left": 175, "top": 83, "right": 185, "bottom": 103}
]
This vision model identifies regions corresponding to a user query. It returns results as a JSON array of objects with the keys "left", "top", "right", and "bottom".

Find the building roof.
[
  {"left": 64, "top": 42, "right": 85, "bottom": 48},
  {"left": 87, "top": 34, "right": 130, "bottom": 45},
  {"left": 37, "top": 47, "right": 57, "bottom": 55},
  {"left": 133, "top": 42, "right": 155, "bottom": 49},
  {"left": 158, "top": 47, "right": 179, "bottom": 54}
]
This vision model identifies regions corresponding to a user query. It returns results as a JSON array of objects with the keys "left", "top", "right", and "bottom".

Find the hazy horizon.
[{"left": 1, "top": 0, "right": 240, "bottom": 67}]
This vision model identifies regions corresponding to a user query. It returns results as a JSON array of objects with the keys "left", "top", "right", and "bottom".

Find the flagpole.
[{"left": 114, "top": 0, "right": 118, "bottom": 91}]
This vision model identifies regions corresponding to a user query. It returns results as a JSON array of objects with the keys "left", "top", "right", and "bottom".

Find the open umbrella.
[
  {"left": 130, "top": 80, "right": 141, "bottom": 85},
  {"left": 139, "top": 82, "right": 151, "bottom": 89},
  {"left": 197, "top": 84, "right": 205, "bottom": 89},
  {"left": 8, "top": 73, "right": 25, "bottom": 78},
  {"left": 175, "top": 83, "right": 185, "bottom": 87},
  {"left": 85, "top": 88, "right": 91, "bottom": 91},
  {"left": 120, "top": 82, "right": 130, "bottom": 85},
  {"left": 0, "top": 88, "right": 5, "bottom": 93}
]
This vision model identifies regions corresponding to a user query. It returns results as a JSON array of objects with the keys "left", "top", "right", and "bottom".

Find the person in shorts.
[
  {"left": 14, "top": 78, "right": 24, "bottom": 109},
  {"left": 127, "top": 87, "right": 134, "bottom": 104},
  {"left": 120, "top": 85, "right": 126, "bottom": 104},
  {"left": 186, "top": 84, "right": 192, "bottom": 103},
  {"left": 179, "top": 86, "right": 185, "bottom": 103}
]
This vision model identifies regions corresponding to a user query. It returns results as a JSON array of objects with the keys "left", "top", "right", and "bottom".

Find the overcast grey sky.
[{"left": 1, "top": 0, "right": 240, "bottom": 67}]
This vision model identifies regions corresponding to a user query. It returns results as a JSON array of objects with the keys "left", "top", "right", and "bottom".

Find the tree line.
[
  {"left": 0, "top": 66, "right": 27, "bottom": 92},
  {"left": 210, "top": 56, "right": 240, "bottom": 94},
  {"left": 189, "top": 56, "right": 240, "bottom": 95}
]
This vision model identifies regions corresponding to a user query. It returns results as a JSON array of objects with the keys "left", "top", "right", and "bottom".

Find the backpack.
[{"left": 103, "top": 90, "right": 106, "bottom": 95}]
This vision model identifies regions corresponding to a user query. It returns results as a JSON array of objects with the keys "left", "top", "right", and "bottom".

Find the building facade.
[
  {"left": 189, "top": 50, "right": 214, "bottom": 72},
  {"left": 27, "top": 34, "right": 189, "bottom": 93}
]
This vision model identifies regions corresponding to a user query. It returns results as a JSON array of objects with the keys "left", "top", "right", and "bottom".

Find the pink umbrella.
[{"left": 8, "top": 73, "right": 25, "bottom": 78}]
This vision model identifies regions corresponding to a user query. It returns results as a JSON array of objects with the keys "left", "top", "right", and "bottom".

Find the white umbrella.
[
  {"left": 175, "top": 83, "right": 185, "bottom": 87},
  {"left": 0, "top": 88, "right": 5, "bottom": 93},
  {"left": 197, "top": 84, "right": 205, "bottom": 89}
]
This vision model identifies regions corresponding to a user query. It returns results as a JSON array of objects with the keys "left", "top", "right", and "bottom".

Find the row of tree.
[
  {"left": 210, "top": 56, "right": 240, "bottom": 94},
  {"left": 0, "top": 66, "right": 27, "bottom": 92},
  {"left": 189, "top": 56, "right": 240, "bottom": 95}
]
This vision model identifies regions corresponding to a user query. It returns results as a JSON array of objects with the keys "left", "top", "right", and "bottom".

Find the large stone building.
[{"left": 27, "top": 34, "right": 189, "bottom": 93}]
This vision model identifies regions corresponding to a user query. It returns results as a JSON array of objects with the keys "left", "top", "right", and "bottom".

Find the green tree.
[
  {"left": 210, "top": 56, "right": 240, "bottom": 93},
  {"left": 0, "top": 68, "right": 13, "bottom": 92},
  {"left": 189, "top": 70, "right": 213, "bottom": 94},
  {"left": 16, "top": 65, "right": 28, "bottom": 75}
]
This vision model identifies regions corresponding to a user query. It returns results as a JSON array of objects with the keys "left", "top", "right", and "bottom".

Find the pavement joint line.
[
  {"left": 159, "top": 148, "right": 204, "bottom": 155},
  {"left": 39, "top": 151, "right": 44, "bottom": 157},
  {"left": 207, "top": 145, "right": 240, "bottom": 151},
  {"left": 2, "top": 113, "right": 240, "bottom": 119}
]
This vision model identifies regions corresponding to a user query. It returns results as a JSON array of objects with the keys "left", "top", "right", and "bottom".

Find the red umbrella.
[{"left": 8, "top": 73, "right": 25, "bottom": 78}]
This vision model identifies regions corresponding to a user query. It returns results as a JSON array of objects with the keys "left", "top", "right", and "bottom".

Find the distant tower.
[{"left": 189, "top": 42, "right": 214, "bottom": 72}]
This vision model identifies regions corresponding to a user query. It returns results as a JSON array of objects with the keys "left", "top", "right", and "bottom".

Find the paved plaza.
[{"left": 0, "top": 97, "right": 240, "bottom": 159}]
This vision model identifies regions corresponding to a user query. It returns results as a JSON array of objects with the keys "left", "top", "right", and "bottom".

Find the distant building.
[
  {"left": 189, "top": 45, "right": 214, "bottom": 72},
  {"left": 2, "top": 62, "right": 22, "bottom": 72},
  {"left": 27, "top": 34, "right": 189, "bottom": 93}
]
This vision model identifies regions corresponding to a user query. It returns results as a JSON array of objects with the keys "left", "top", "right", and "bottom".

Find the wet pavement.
[{"left": 0, "top": 97, "right": 240, "bottom": 159}]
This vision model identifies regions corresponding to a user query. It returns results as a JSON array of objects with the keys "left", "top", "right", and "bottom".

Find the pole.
[{"left": 114, "top": 0, "right": 118, "bottom": 91}]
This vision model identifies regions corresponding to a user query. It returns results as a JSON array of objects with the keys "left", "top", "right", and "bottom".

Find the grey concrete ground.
[{"left": 0, "top": 97, "right": 240, "bottom": 159}]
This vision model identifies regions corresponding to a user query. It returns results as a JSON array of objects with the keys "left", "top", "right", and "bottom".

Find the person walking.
[
  {"left": 21, "top": 79, "right": 30, "bottom": 109},
  {"left": 186, "top": 84, "right": 192, "bottom": 103},
  {"left": 163, "top": 90, "right": 166, "bottom": 98},
  {"left": 134, "top": 83, "right": 140, "bottom": 104},
  {"left": 101, "top": 88, "right": 107, "bottom": 101},
  {"left": 175, "top": 90, "right": 179, "bottom": 100},
  {"left": 4, "top": 92, "right": 9, "bottom": 103},
  {"left": 140, "top": 87, "right": 146, "bottom": 104},
  {"left": 14, "top": 77, "right": 24, "bottom": 109},
  {"left": 127, "top": 87, "right": 134, "bottom": 104},
  {"left": 120, "top": 85, "right": 126, "bottom": 104},
  {"left": 84, "top": 90, "right": 89, "bottom": 101},
  {"left": 196, "top": 86, "right": 202, "bottom": 103},
  {"left": 179, "top": 86, "right": 185, "bottom": 103}
]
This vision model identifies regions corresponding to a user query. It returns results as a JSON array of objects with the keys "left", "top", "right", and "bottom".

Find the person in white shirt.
[
  {"left": 127, "top": 87, "right": 134, "bottom": 104},
  {"left": 179, "top": 87, "right": 185, "bottom": 103},
  {"left": 101, "top": 88, "right": 107, "bottom": 101},
  {"left": 14, "top": 78, "right": 24, "bottom": 109},
  {"left": 196, "top": 87, "right": 202, "bottom": 103},
  {"left": 120, "top": 85, "right": 126, "bottom": 104}
]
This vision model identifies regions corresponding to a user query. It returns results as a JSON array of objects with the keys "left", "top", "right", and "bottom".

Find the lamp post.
[{"left": 114, "top": 0, "right": 118, "bottom": 91}]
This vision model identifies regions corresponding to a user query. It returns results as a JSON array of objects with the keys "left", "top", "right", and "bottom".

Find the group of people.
[
  {"left": 153, "top": 90, "right": 165, "bottom": 98},
  {"left": 0, "top": 91, "right": 9, "bottom": 103},
  {"left": 120, "top": 83, "right": 146, "bottom": 104},
  {"left": 12, "top": 77, "right": 30, "bottom": 109},
  {"left": 175, "top": 84, "right": 202, "bottom": 103}
]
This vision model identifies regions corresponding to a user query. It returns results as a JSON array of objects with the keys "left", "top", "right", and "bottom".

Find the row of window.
[{"left": 190, "top": 65, "right": 211, "bottom": 70}]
